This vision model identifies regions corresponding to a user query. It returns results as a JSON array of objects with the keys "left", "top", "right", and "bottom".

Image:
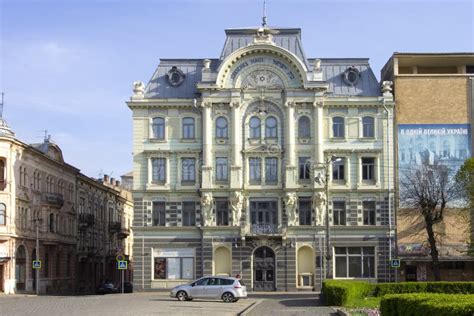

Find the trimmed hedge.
[
  {"left": 322, "top": 280, "right": 474, "bottom": 307},
  {"left": 380, "top": 293, "right": 474, "bottom": 316}
]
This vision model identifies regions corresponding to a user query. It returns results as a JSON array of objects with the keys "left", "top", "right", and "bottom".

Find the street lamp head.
[{"left": 330, "top": 155, "right": 342, "bottom": 163}]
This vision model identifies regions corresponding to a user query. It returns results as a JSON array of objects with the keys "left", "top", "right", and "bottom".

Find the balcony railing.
[
  {"left": 42, "top": 193, "right": 64, "bottom": 208},
  {"left": 79, "top": 213, "right": 95, "bottom": 228},
  {"left": 109, "top": 221, "right": 121, "bottom": 233},
  {"left": 250, "top": 223, "right": 279, "bottom": 235}
]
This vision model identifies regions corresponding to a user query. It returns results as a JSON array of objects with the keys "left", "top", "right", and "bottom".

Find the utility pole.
[{"left": 34, "top": 216, "right": 42, "bottom": 295}]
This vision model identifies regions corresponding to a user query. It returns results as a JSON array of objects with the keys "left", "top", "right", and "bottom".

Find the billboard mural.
[{"left": 398, "top": 124, "right": 471, "bottom": 200}]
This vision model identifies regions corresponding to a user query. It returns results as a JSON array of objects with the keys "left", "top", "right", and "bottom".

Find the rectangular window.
[
  {"left": 249, "top": 158, "right": 261, "bottom": 183},
  {"left": 152, "top": 202, "right": 166, "bottom": 226},
  {"left": 152, "top": 158, "right": 166, "bottom": 183},
  {"left": 334, "top": 247, "right": 375, "bottom": 278},
  {"left": 152, "top": 117, "right": 165, "bottom": 140},
  {"left": 298, "top": 199, "right": 311, "bottom": 226},
  {"left": 362, "top": 158, "right": 375, "bottom": 181},
  {"left": 216, "top": 157, "right": 228, "bottom": 182},
  {"left": 216, "top": 199, "right": 229, "bottom": 226},
  {"left": 181, "top": 158, "right": 196, "bottom": 184},
  {"left": 265, "top": 157, "right": 278, "bottom": 184},
  {"left": 298, "top": 157, "right": 311, "bottom": 180},
  {"left": 363, "top": 201, "right": 376, "bottom": 225},
  {"left": 182, "top": 117, "right": 195, "bottom": 139},
  {"left": 333, "top": 201, "right": 346, "bottom": 226},
  {"left": 332, "top": 159, "right": 345, "bottom": 181},
  {"left": 182, "top": 202, "right": 195, "bottom": 226},
  {"left": 154, "top": 257, "right": 195, "bottom": 280}
]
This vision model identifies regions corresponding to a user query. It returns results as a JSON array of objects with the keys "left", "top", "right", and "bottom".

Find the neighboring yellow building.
[{"left": 382, "top": 53, "right": 474, "bottom": 281}]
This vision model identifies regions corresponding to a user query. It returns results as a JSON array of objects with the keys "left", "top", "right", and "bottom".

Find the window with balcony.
[
  {"left": 216, "top": 199, "right": 229, "bottom": 226},
  {"left": 362, "top": 116, "right": 374, "bottom": 138},
  {"left": 182, "top": 202, "right": 196, "bottom": 226},
  {"left": 362, "top": 158, "right": 375, "bottom": 181},
  {"left": 333, "top": 201, "right": 346, "bottom": 226},
  {"left": 249, "top": 117, "right": 261, "bottom": 139},
  {"left": 215, "top": 157, "right": 228, "bottom": 182},
  {"left": 363, "top": 201, "right": 376, "bottom": 225},
  {"left": 298, "top": 157, "right": 311, "bottom": 181},
  {"left": 215, "top": 116, "right": 228, "bottom": 139},
  {"left": 182, "top": 117, "right": 195, "bottom": 139},
  {"left": 265, "top": 157, "right": 278, "bottom": 184},
  {"left": 152, "top": 117, "right": 165, "bottom": 140},
  {"left": 298, "top": 199, "right": 311, "bottom": 226},
  {"left": 151, "top": 158, "right": 166, "bottom": 183},
  {"left": 332, "top": 117, "right": 345, "bottom": 138},
  {"left": 298, "top": 116, "right": 311, "bottom": 139},
  {"left": 335, "top": 247, "right": 375, "bottom": 278},
  {"left": 249, "top": 158, "right": 261, "bottom": 184},
  {"left": 152, "top": 201, "right": 166, "bottom": 226},
  {"left": 265, "top": 117, "right": 277, "bottom": 139},
  {"left": 181, "top": 158, "right": 196, "bottom": 184}
]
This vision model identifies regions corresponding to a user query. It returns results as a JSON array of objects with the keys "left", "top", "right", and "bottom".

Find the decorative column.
[
  {"left": 202, "top": 101, "right": 213, "bottom": 189},
  {"left": 285, "top": 101, "right": 297, "bottom": 188},
  {"left": 230, "top": 101, "right": 242, "bottom": 189}
]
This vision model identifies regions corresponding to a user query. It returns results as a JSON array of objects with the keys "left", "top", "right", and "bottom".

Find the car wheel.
[
  {"left": 176, "top": 291, "right": 188, "bottom": 301},
  {"left": 222, "top": 292, "right": 234, "bottom": 303}
]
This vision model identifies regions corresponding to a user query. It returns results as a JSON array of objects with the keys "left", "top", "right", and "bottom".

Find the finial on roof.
[
  {"left": 0, "top": 92, "right": 4, "bottom": 118},
  {"left": 262, "top": 0, "right": 267, "bottom": 27}
]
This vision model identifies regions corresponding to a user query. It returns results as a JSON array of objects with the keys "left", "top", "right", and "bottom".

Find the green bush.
[
  {"left": 374, "top": 282, "right": 474, "bottom": 296},
  {"left": 380, "top": 293, "right": 474, "bottom": 316},
  {"left": 322, "top": 280, "right": 374, "bottom": 306}
]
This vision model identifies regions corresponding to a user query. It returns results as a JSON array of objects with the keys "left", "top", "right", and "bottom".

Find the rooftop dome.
[{"left": 0, "top": 118, "right": 15, "bottom": 138}]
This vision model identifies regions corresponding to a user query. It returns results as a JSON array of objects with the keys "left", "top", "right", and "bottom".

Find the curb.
[{"left": 238, "top": 299, "right": 263, "bottom": 316}]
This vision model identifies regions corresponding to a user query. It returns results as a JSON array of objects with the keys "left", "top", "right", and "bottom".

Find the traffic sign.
[
  {"left": 116, "top": 254, "right": 125, "bottom": 262},
  {"left": 391, "top": 259, "right": 401, "bottom": 268},
  {"left": 32, "top": 260, "right": 42, "bottom": 269},
  {"left": 118, "top": 260, "right": 127, "bottom": 270}
]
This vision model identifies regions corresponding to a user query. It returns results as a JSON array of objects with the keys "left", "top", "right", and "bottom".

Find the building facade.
[
  {"left": 0, "top": 120, "right": 134, "bottom": 294},
  {"left": 381, "top": 53, "right": 474, "bottom": 281},
  {"left": 129, "top": 26, "right": 395, "bottom": 291}
]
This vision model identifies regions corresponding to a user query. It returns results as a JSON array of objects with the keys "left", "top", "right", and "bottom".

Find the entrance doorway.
[
  {"left": 0, "top": 264, "right": 4, "bottom": 292},
  {"left": 15, "top": 246, "right": 26, "bottom": 291},
  {"left": 405, "top": 265, "right": 417, "bottom": 281},
  {"left": 253, "top": 246, "right": 275, "bottom": 291}
]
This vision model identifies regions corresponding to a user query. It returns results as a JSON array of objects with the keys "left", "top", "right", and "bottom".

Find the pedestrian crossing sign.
[
  {"left": 118, "top": 260, "right": 127, "bottom": 270},
  {"left": 391, "top": 259, "right": 401, "bottom": 268},
  {"left": 32, "top": 260, "right": 41, "bottom": 269}
]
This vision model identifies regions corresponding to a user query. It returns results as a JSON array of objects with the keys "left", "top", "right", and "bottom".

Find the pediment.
[{"left": 243, "top": 143, "right": 284, "bottom": 154}]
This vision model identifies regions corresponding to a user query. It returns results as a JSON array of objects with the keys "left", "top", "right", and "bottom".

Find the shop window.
[
  {"left": 334, "top": 247, "right": 375, "bottom": 278},
  {"left": 154, "top": 257, "right": 194, "bottom": 280}
]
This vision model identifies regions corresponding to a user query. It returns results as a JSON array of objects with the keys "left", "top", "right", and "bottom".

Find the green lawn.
[{"left": 346, "top": 296, "right": 381, "bottom": 309}]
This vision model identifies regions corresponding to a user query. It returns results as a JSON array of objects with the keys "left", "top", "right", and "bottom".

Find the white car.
[{"left": 170, "top": 276, "right": 247, "bottom": 303}]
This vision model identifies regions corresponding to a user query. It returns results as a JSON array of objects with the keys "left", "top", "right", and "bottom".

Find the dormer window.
[
  {"left": 166, "top": 66, "right": 185, "bottom": 86},
  {"left": 343, "top": 66, "right": 360, "bottom": 86}
]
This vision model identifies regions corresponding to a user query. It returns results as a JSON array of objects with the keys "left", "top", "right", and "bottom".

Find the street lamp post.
[
  {"left": 34, "top": 216, "right": 43, "bottom": 295},
  {"left": 314, "top": 155, "right": 341, "bottom": 279}
]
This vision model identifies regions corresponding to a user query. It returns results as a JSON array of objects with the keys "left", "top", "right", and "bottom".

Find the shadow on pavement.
[{"left": 248, "top": 293, "right": 319, "bottom": 300}]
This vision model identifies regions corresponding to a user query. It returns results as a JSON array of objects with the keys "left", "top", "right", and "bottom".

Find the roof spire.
[
  {"left": 0, "top": 92, "right": 4, "bottom": 118},
  {"left": 262, "top": 0, "right": 267, "bottom": 27}
]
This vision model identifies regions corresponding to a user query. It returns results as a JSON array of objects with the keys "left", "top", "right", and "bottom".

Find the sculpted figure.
[
  {"left": 132, "top": 81, "right": 145, "bottom": 99},
  {"left": 312, "top": 191, "right": 326, "bottom": 226},
  {"left": 285, "top": 192, "right": 298, "bottom": 226},
  {"left": 200, "top": 193, "right": 214, "bottom": 226},
  {"left": 230, "top": 191, "right": 244, "bottom": 226}
]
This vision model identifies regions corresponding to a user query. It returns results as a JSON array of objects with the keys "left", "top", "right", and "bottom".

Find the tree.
[
  {"left": 400, "top": 162, "right": 459, "bottom": 281},
  {"left": 455, "top": 158, "right": 474, "bottom": 256}
]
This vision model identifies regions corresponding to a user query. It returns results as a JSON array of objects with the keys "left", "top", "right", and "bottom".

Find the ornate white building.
[{"left": 128, "top": 26, "right": 395, "bottom": 291}]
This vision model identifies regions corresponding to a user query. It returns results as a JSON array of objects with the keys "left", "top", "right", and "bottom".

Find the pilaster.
[
  {"left": 285, "top": 101, "right": 297, "bottom": 188},
  {"left": 202, "top": 101, "right": 213, "bottom": 189},
  {"left": 230, "top": 100, "right": 243, "bottom": 189}
]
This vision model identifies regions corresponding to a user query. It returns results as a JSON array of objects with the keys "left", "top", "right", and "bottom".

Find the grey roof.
[
  {"left": 312, "top": 58, "right": 381, "bottom": 97},
  {"left": 144, "top": 28, "right": 381, "bottom": 99}
]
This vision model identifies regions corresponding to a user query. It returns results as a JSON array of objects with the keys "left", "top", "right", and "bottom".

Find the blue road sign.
[
  {"left": 391, "top": 259, "right": 401, "bottom": 268},
  {"left": 32, "top": 260, "right": 42, "bottom": 269},
  {"left": 118, "top": 260, "right": 127, "bottom": 270}
]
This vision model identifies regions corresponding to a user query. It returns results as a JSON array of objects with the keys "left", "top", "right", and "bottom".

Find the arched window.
[
  {"left": 182, "top": 117, "right": 195, "bottom": 139},
  {"left": 298, "top": 116, "right": 311, "bottom": 138},
  {"left": 49, "top": 213, "right": 55, "bottom": 232},
  {"left": 0, "top": 203, "right": 5, "bottom": 225},
  {"left": 152, "top": 117, "right": 165, "bottom": 140},
  {"left": 265, "top": 117, "right": 277, "bottom": 139},
  {"left": 0, "top": 159, "right": 5, "bottom": 190},
  {"left": 215, "top": 116, "right": 228, "bottom": 139},
  {"left": 362, "top": 116, "right": 374, "bottom": 138},
  {"left": 332, "top": 117, "right": 345, "bottom": 138},
  {"left": 249, "top": 117, "right": 261, "bottom": 139}
]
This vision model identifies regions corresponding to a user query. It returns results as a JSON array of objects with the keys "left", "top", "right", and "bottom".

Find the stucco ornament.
[
  {"left": 285, "top": 192, "right": 298, "bottom": 226},
  {"left": 312, "top": 191, "right": 326, "bottom": 226},
  {"left": 230, "top": 191, "right": 244, "bottom": 226},
  {"left": 132, "top": 81, "right": 145, "bottom": 99},
  {"left": 201, "top": 193, "right": 214, "bottom": 226},
  {"left": 241, "top": 70, "right": 284, "bottom": 89}
]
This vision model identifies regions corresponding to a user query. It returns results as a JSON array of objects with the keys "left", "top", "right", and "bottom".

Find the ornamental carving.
[
  {"left": 312, "top": 191, "right": 326, "bottom": 226},
  {"left": 200, "top": 193, "right": 214, "bottom": 226},
  {"left": 285, "top": 192, "right": 298, "bottom": 226},
  {"left": 230, "top": 191, "right": 245, "bottom": 226},
  {"left": 241, "top": 70, "right": 284, "bottom": 89}
]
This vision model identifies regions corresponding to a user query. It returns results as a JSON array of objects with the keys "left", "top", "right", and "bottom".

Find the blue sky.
[{"left": 1, "top": 0, "right": 473, "bottom": 179}]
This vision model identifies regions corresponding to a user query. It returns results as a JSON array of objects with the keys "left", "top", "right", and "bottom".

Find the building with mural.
[
  {"left": 128, "top": 25, "right": 395, "bottom": 292},
  {"left": 381, "top": 53, "right": 474, "bottom": 281}
]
